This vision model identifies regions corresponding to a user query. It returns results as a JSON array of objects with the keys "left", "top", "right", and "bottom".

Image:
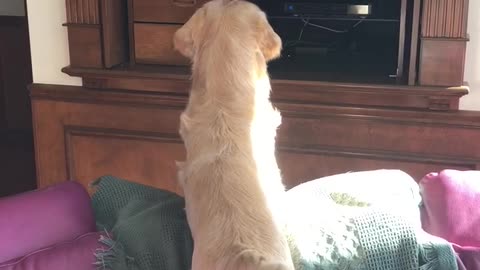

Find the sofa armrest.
[{"left": 0, "top": 181, "right": 96, "bottom": 263}]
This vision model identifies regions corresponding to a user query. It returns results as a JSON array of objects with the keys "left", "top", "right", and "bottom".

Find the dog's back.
[{"left": 173, "top": 1, "right": 294, "bottom": 269}]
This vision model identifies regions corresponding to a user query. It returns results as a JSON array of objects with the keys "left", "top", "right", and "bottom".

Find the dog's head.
[{"left": 173, "top": 0, "right": 282, "bottom": 62}]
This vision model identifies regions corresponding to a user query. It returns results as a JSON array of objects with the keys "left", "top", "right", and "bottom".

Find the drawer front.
[
  {"left": 134, "top": 23, "right": 189, "bottom": 66},
  {"left": 133, "top": 0, "right": 209, "bottom": 23}
]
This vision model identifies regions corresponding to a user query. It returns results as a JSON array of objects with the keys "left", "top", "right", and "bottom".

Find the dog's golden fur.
[{"left": 173, "top": 0, "right": 294, "bottom": 269}]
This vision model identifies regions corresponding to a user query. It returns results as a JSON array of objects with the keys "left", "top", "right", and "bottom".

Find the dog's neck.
[{"left": 190, "top": 32, "right": 272, "bottom": 110}]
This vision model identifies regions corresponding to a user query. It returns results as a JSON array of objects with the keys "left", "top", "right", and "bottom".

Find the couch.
[{"left": 0, "top": 169, "right": 479, "bottom": 270}]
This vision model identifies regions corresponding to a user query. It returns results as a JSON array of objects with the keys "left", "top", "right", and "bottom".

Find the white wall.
[
  {"left": 460, "top": 0, "right": 480, "bottom": 110},
  {"left": 0, "top": 1, "right": 25, "bottom": 16},
  {"left": 25, "top": 1, "right": 479, "bottom": 109},
  {"left": 25, "top": 0, "right": 81, "bottom": 86}
]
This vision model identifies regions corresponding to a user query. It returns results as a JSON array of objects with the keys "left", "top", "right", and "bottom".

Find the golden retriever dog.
[{"left": 173, "top": 0, "right": 294, "bottom": 269}]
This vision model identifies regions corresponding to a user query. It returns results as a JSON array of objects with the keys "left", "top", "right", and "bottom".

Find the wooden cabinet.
[{"left": 33, "top": 0, "right": 478, "bottom": 194}]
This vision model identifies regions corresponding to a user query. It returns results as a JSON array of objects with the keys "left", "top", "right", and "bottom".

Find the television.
[{"left": 251, "top": 0, "right": 414, "bottom": 85}]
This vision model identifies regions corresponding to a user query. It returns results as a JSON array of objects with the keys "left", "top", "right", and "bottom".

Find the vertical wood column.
[{"left": 418, "top": 0, "right": 469, "bottom": 86}]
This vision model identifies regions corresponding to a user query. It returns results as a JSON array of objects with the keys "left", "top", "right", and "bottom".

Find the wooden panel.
[
  {"left": 277, "top": 151, "right": 474, "bottom": 189},
  {"left": 133, "top": 0, "right": 208, "bottom": 24},
  {"left": 101, "top": 0, "right": 129, "bottom": 68},
  {"left": 31, "top": 85, "right": 184, "bottom": 193},
  {"left": 66, "top": 128, "right": 185, "bottom": 194},
  {"left": 30, "top": 84, "right": 480, "bottom": 194},
  {"left": 418, "top": 37, "right": 467, "bottom": 86},
  {"left": 67, "top": 25, "right": 103, "bottom": 68},
  {"left": 276, "top": 113, "right": 480, "bottom": 159},
  {"left": 134, "top": 23, "right": 189, "bottom": 65}
]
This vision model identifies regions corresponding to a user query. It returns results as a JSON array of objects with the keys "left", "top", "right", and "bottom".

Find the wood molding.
[{"left": 61, "top": 65, "right": 469, "bottom": 111}]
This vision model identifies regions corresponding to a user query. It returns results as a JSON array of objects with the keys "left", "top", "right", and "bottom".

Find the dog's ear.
[
  {"left": 255, "top": 13, "right": 282, "bottom": 61},
  {"left": 173, "top": 8, "right": 205, "bottom": 59},
  {"left": 173, "top": 24, "right": 195, "bottom": 59}
]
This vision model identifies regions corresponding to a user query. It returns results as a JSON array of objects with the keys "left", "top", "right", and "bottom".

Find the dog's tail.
[{"left": 228, "top": 249, "right": 294, "bottom": 270}]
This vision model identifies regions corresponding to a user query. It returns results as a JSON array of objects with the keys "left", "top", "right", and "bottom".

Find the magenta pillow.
[
  {"left": 419, "top": 169, "right": 480, "bottom": 247},
  {"left": 0, "top": 181, "right": 96, "bottom": 263},
  {"left": 0, "top": 232, "right": 105, "bottom": 270}
]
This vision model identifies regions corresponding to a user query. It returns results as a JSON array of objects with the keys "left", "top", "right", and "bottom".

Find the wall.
[
  {"left": 26, "top": 0, "right": 81, "bottom": 86},
  {"left": 0, "top": 1, "right": 25, "bottom": 16},
  {"left": 460, "top": 0, "right": 480, "bottom": 110},
  {"left": 25, "top": 1, "right": 479, "bottom": 109}
]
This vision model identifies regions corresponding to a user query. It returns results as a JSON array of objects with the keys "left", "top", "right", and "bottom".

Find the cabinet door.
[{"left": 133, "top": 0, "right": 209, "bottom": 24}]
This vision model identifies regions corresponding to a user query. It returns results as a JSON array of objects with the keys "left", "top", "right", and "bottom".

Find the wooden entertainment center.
[{"left": 30, "top": 0, "right": 480, "bottom": 193}]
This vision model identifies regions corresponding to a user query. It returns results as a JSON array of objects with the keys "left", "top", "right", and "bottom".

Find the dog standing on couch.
[{"left": 173, "top": 0, "right": 294, "bottom": 269}]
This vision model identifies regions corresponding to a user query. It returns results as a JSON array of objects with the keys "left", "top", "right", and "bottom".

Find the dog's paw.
[
  {"left": 175, "top": 161, "right": 186, "bottom": 187},
  {"left": 175, "top": 160, "right": 185, "bottom": 169}
]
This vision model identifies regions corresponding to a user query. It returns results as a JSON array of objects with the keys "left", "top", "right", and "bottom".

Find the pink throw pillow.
[{"left": 419, "top": 169, "right": 480, "bottom": 247}]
